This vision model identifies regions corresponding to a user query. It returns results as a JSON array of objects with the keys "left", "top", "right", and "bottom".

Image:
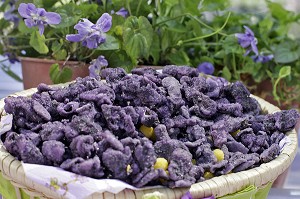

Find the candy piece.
[
  {"left": 213, "top": 149, "right": 225, "bottom": 162},
  {"left": 204, "top": 171, "right": 214, "bottom": 179},
  {"left": 154, "top": 157, "right": 168, "bottom": 170},
  {"left": 140, "top": 125, "right": 154, "bottom": 139}
]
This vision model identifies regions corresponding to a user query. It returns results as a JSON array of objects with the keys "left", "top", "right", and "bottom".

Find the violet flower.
[
  {"left": 235, "top": 26, "right": 259, "bottom": 56},
  {"left": 4, "top": 5, "right": 19, "bottom": 26},
  {"left": 111, "top": 7, "right": 128, "bottom": 18},
  {"left": 89, "top": 55, "right": 108, "bottom": 77},
  {"left": 197, "top": 62, "right": 215, "bottom": 75},
  {"left": 66, "top": 13, "right": 112, "bottom": 49},
  {"left": 3, "top": 52, "right": 19, "bottom": 64},
  {"left": 251, "top": 54, "right": 274, "bottom": 63},
  {"left": 18, "top": 3, "right": 61, "bottom": 35}
]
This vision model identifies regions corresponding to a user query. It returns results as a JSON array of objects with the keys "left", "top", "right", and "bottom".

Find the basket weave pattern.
[{"left": 0, "top": 89, "right": 298, "bottom": 199}]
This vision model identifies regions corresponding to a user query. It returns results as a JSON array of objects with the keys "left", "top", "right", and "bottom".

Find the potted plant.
[{"left": 0, "top": 0, "right": 299, "bottom": 109}]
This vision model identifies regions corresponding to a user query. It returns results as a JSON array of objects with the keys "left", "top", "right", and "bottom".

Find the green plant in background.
[{"left": 0, "top": 0, "right": 300, "bottom": 108}]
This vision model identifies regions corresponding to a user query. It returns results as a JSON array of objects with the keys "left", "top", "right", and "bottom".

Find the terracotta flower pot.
[{"left": 20, "top": 57, "right": 89, "bottom": 89}]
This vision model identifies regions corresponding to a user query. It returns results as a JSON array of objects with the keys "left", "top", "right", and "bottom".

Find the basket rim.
[{"left": 0, "top": 89, "right": 298, "bottom": 199}]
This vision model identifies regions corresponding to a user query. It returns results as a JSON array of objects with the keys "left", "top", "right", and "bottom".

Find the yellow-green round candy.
[
  {"left": 213, "top": 149, "right": 224, "bottom": 162},
  {"left": 154, "top": 157, "right": 168, "bottom": 170},
  {"left": 204, "top": 171, "right": 214, "bottom": 179},
  {"left": 139, "top": 125, "right": 154, "bottom": 139}
]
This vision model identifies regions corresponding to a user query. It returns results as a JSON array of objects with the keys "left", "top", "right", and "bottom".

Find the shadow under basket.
[{"left": 0, "top": 88, "right": 298, "bottom": 199}]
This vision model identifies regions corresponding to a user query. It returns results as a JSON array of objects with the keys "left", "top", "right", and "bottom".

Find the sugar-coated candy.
[
  {"left": 2, "top": 65, "right": 299, "bottom": 189},
  {"left": 42, "top": 140, "right": 65, "bottom": 164}
]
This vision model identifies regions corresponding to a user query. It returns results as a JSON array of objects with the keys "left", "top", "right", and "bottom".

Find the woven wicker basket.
[{"left": 0, "top": 89, "right": 298, "bottom": 199}]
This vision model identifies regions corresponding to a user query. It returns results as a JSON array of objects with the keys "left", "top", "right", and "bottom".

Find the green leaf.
[
  {"left": 78, "top": 3, "right": 98, "bottom": 16},
  {"left": 53, "top": 49, "right": 67, "bottom": 61},
  {"left": 161, "top": 29, "right": 172, "bottom": 53},
  {"left": 267, "top": 1, "right": 293, "bottom": 22},
  {"left": 42, "top": 0, "right": 57, "bottom": 8},
  {"left": 274, "top": 42, "right": 300, "bottom": 63},
  {"left": 18, "top": 20, "right": 36, "bottom": 34},
  {"left": 259, "top": 17, "right": 273, "bottom": 33},
  {"left": 97, "top": 35, "right": 120, "bottom": 51},
  {"left": 51, "top": 40, "right": 63, "bottom": 53},
  {"left": 123, "top": 16, "right": 153, "bottom": 62},
  {"left": 149, "top": 34, "right": 161, "bottom": 65},
  {"left": 163, "top": 19, "right": 187, "bottom": 33},
  {"left": 105, "top": 50, "right": 134, "bottom": 71},
  {"left": 166, "top": 49, "right": 190, "bottom": 65},
  {"left": 221, "top": 35, "right": 243, "bottom": 55},
  {"left": 199, "top": 0, "right": 229, "bottom": 11},
  {"left": 0, "top": 18, "right": 10, "bottom": 31},
  {"left": 179, "top": 0, "right": 201, "bottom": 15},
  {"left": 279, "top": 65, "right": 291, "bottom": 78},
  {"left": 32, "top": 0, "right": 43, "bottom": 7},
  {"left": 29, "top": 31, "right": 49, "bottom": 54},
  {"left": 55, "top": 4, "right": 82, "bottom": 29},
  {"left": 164, "top": 0, "right": 179, "bottom": 7},
  {"left": 49, "top": 63, "right": 73, "bottom": 84},
  {"left": 214, "top": 50, "right": 226, "bottom": 59},
  {"left": 222, "top": 66, "right": 231, "bottom": 81}
]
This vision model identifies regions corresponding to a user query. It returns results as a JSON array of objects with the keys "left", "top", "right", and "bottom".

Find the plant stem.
[
  {"left": 153, "top": 12, "right": 229, "bottom": 39},
  {"left": 153, "top": 14, "right": 186, "bottom": 27},
  {"left": 180, "top": 12, "right": 231, "bottom": 44},
  {"left": 126, "top": 0, "right": 132, "bottom": 16},
  {"left": 232, "top": 52, "right": 239, "bottom": 80},
  {"left": 136, "top": 0, "right": 142, "bottom": 16},
  {"left": 186, "top": 13, "right": 227, "bottom": 36},
  {"left": 182, "top": 42, "right": 222, "bottom": 47},
  {"left": 156, "top": 0, "right": 162, "bottom": 16},
  {"left": 7, "top": 45, "right": 31, "bottom": 49},
  {"left": 0, "top": 35, "right": 28, "bottom": 39},
  {"left": 82, "top": 50, "right": 96, "bottom": 60}
]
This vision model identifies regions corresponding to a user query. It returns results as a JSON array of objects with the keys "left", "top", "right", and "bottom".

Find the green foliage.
[
  {"left": 29, "top": 31, "right": 49, "bottom": 54},
  {"left": 123, "top": 16, "right": 153, "bottom": 63},
  {"left": 273, "top": 66, "right": 291, "bottom": 103},
  {"left": 49, "top": 64, "right": 72, "bottom": 84}
]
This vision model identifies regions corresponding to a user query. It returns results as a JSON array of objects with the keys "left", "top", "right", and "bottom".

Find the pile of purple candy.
[{"left": 2, "top": 66, "right": 299, "bottom": 188}]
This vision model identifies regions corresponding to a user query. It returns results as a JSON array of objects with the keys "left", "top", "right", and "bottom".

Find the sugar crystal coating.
[{"left": 2, "top": 66, "right": 299, "bottom": 188}]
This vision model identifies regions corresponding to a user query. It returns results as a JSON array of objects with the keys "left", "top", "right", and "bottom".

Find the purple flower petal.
[
  {"left": 96, "top": 13, "right": 112, "bottom": 32},
  {"left": 197, "top": 62, "right": 215, "bottom": 75},
  {"left": 235, "top": 26, "right": 259, "bottom": 56},
  {"left": 18, "top": 3, "right": 61, "bottom": 35},
  {"left": 24, "top": 18, "right": 35, "bottom": 28},
  {"left": 44, "top": 12, "right": 61, "bottom": 25},
  {"left": 38, "top": 24, "right": 45, "bottom": 35},
  {"left": 68, "top": 14, "right": 111, "bottom": 49},
  {"left": 3, "top": 52, "right": 19, "bottom": 64},
  {"left": 252, "top": 54, "right": 274, "bottom": 63},
  {"left": 115, "top": 7, "right": 128, "bottom": 18},
  {"left": 89, "top": 55, "right": 108, "bottom": 77},
  {"left": 37, "top": 8, "right": 46, "bottom": 17},
  {"left": 74, "top": 19, "right": 94, "bottom": 34},
  {"left": 244, "top": 25, "right": 255, "bottom": 37},
  {"left": 251, "top": 41, "right": 259, "bottom": 55},
  {"left": 18, "top": 3, "right": 34, "bottom": 18},
  {"left": 66, "top": 34, "right": 85, "bottom": 42},
  {"left": 86, "top": 37, "right": 99, "bottom": 49}
]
